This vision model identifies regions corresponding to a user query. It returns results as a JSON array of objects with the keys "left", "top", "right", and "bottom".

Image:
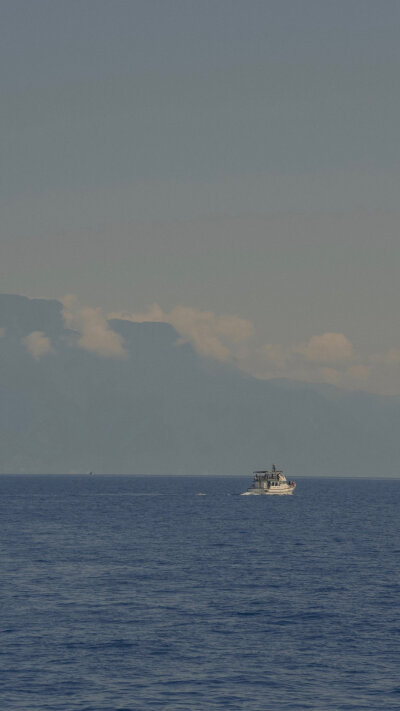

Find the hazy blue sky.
[{"left": 1, "top": 1, "right": 400, "bottom": 393}]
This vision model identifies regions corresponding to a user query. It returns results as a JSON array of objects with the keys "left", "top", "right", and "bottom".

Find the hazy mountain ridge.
[{"left": 1, "top": 294, "right": 399, "bottom": 476}]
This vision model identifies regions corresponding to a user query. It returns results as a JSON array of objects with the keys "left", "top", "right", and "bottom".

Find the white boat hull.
[{"left": 241, "top": 487, "right": 294, "bottom": 496}]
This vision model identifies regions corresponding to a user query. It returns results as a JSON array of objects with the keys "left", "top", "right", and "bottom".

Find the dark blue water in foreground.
[{"left": 1, "top": 475, "right": 400, "bottom": 710}]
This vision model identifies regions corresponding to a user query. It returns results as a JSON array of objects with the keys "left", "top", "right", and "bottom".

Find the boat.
[{"left": 241, "top": 464, "right": 296, "bottom": 495}]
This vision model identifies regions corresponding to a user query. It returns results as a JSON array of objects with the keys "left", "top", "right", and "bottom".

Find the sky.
[{"left": 1, "top": 0, "right": 400, "bottom": 394}]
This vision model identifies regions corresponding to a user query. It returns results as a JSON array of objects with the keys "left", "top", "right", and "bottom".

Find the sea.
[{"left": 1, "top": 474, "right": 399, "bottom": 711}]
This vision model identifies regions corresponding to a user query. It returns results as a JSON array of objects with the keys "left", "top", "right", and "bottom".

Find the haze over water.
[{"left": 1, "top": 474, "right": 399, "bottom": 710}]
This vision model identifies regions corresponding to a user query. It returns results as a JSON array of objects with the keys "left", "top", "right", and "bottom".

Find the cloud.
[
  {"left": 248, "top": 332, "right": 369, "bottom": 388},
  {"left": 62, "top": 295, "right": 127, "bottom": 359},
  {"left": 370, "top": 348, "right": 400, "bottom": 365},
  {"left": 345, "top": 364, "right": 371, "bottom": 380},
  {"left": 70, "top": 298, "right": 400, "bottom": 393},
  {"left": 109, "top": 304, "right": 254, "bottom": 362},
  {"left": 293, "top": 333, "right": 355, "bottom": 364},
  {"left": 109, "top": 308, "right": 374, "bottom": 389},
  {"left": 318, "top": 367, "right": 342, "bottom": 385},
  {"left": 23, "top": 331, "right": 54, "bottom": 360},
  {"left": 258, "top": 344, "right": 288, "bottom": 369}
]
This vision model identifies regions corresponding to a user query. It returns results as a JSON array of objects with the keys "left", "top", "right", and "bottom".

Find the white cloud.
[
  {"left": 293, "top": 333, "right": 355, "bottom": 364},
  {"left": 318, "top": 367, "right": 342, "bottom": 385},
  {"left": 370, "top": 348, "right": 400, "bottom": 365},
  {"left": 76, "top": 298, "right": 400, "bottom": 393},
  {"left": 108, "top": 308, "right": 374, "bottom": 389},
  {"left": 258, "top": 344, "right": 288, "bottom": 370},
  {"left": 247, "top": 332, "right": 371, "bottom": 389},
  {"left": 62, "top": 295, "right": 127, "bottom": 359},
  {"left": 109, "top": 304, "right": 254, "bottom": 362},
  {"left": 345, "top": 364, "right": 371, "bottom": 381},
  {"left": 23, "top": 331, "right": 54, "bottom": 360}
]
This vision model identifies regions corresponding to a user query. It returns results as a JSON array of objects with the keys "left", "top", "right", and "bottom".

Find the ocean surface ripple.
[{"left": 1, "top": 475, "right": 399, "bottom": 710}]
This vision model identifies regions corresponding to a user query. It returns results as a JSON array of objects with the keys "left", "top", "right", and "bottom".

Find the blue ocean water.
[{"left": 1, "top": 475, "right": 399, "bottom": 711}]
